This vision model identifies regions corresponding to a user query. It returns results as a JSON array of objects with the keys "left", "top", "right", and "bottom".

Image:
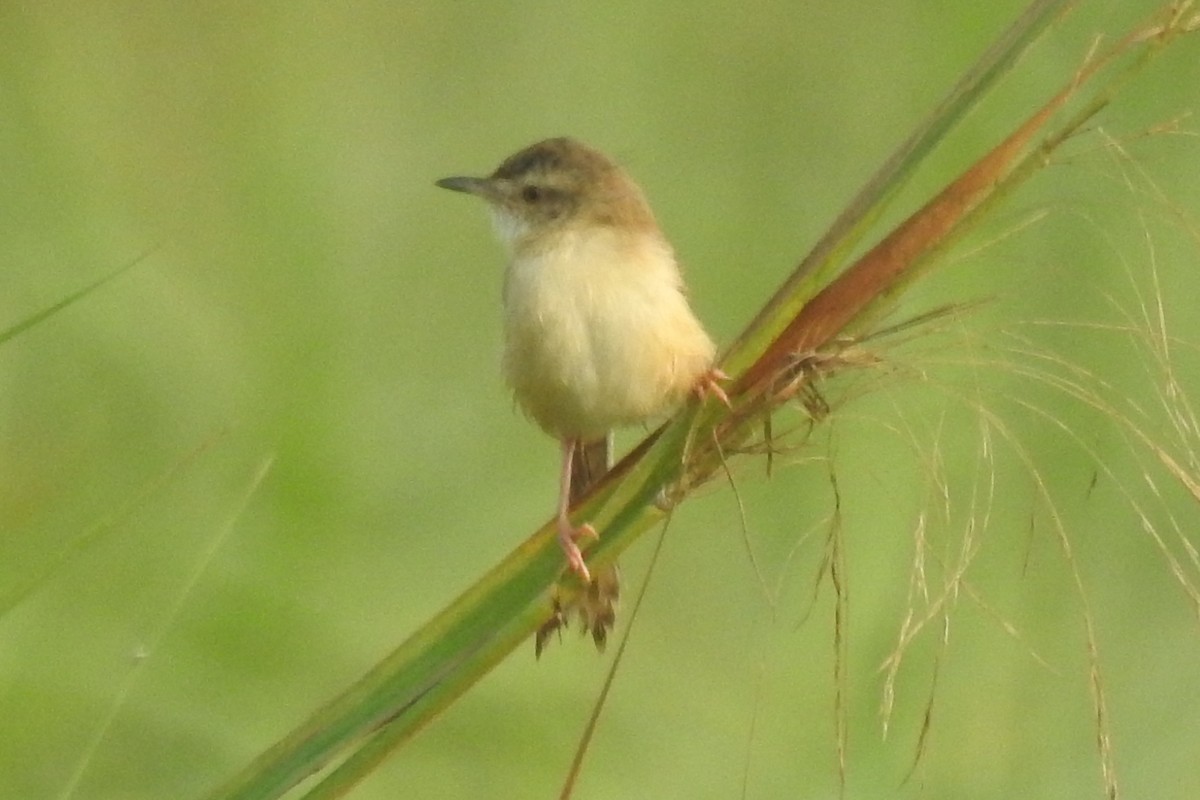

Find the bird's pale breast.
[{"left": 502, "top": 227, "right": 715, "bottom": 438}]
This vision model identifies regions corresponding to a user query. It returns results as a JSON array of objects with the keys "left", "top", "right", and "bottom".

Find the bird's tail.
[{"left": 569, "top": 433, "right": 612, "bottom": 506}]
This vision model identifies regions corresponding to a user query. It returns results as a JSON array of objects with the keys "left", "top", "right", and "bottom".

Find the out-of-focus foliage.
[{"left": 1, "top": 2, "right": 1198, "bottom": 798}]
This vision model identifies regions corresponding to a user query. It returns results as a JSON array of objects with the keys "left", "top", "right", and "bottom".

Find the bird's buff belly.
[{"left": 503, "top": 306, "right": 709, "bottom": 439}]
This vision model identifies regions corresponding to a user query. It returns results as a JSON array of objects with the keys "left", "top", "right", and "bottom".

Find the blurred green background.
[{"left": 3, "top": 1, "right": 1199, "bottom": 798}]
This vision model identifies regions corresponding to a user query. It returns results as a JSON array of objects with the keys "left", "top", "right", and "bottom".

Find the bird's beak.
[{"left": 435, "top": 175, "right": 498, "bottom": 200}]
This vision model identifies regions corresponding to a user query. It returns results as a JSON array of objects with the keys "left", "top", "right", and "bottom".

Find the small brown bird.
[{"left": 436, "top": 137, "right": 725, "bottom": 583}]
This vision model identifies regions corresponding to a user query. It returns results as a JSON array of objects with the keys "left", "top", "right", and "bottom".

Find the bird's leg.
[
  {"left": 557, "top": 438, "right": 598, "bottom": 582},
  {"left": 694, "top": 367, "right": 732, "bottom": 408}
]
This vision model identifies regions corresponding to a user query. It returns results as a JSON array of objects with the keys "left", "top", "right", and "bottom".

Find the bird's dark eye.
[{"left": 521, "top": 185, "right": 541, "bottom": 203}]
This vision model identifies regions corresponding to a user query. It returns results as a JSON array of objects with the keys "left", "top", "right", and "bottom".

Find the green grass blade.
[
  {"left": 202, "top": 3, "right": 1071, "bottom": 797},
  {"left": 206, "top": 412, "right": 692, "bottom": 800},
  {"left": 720, "top": 0, "right": 1075, "bottom": 379},
  {"left": 0, "top": 248, "right": 153, "bottom": 347},
  {"left": 202, "top": 3, "right": 1199, "bottom": 798},
  {"left": 0, "top": 432, "right": 227, "bottom": 617}
]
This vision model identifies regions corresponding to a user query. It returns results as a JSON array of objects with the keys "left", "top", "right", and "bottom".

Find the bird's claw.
[
  {"left": 695, "top": 368, "right": 731, "bottom": 408},
  {"left": 557, "top": 521, "right": 597, "bottom": 583}
]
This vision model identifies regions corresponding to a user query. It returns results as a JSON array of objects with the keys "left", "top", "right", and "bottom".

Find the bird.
[{"left": 435, "top": 137, "right": 726, "bottom": 584}]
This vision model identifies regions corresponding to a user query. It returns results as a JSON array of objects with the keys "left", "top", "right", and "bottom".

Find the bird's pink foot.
[
  {"left": 695, "top": 368, "right": 732, "bottom": 408},
  {"left": 557, "top": 518, "right": 597, "bottom": 583}
]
